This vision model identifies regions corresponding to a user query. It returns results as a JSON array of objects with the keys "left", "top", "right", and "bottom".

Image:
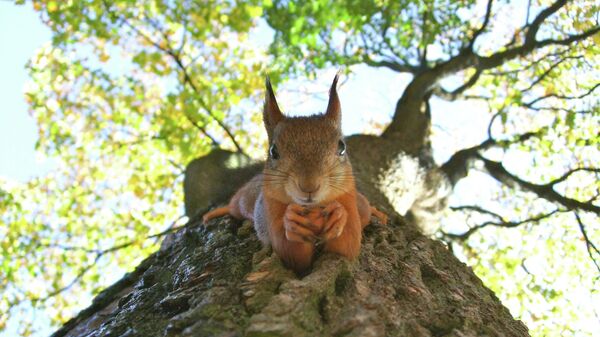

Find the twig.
[
  {"left": 574, "top": 212, "right": 600, "bottom": 275},
  {"left": 33, "top": 214, "right": 190, "bottom": 301},
  {"left": 445, "top": 207, "right": 563, "bottom": 240}
]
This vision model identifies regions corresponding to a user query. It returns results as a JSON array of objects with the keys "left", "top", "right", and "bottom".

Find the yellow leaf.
[
  {"left": 47, "top": 1, "right": 58, "bottom": 12},
  {"left": 99, "top": 53, "right": 110, "bottom": 63}
]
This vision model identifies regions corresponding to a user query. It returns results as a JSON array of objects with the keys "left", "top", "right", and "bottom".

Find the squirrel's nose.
[{"left": 298, "top": 181, "right": 321, "bottom": 194}]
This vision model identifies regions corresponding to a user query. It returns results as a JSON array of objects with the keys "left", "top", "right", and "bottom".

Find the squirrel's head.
[{"left": 262, "top": 75, "right": 353, "bottom": 206}]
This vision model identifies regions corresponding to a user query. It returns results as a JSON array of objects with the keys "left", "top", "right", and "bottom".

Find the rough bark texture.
[
  {"left": 51, "top": 141, "right": 529, "bottom": 337},
  {"left": 50, "top": 209, "right": 528, "bottom": 337}
]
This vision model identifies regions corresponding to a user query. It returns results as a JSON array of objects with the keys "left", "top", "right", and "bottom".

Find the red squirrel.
[{"left": 203, "top": 75, "right": 387, "bottom": 274}]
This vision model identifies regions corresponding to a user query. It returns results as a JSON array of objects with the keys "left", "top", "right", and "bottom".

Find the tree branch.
[
  {"left": 432, "top": 68, "right": 483, "bottom": 101},
  {"left": 362, "top": 57, "right": 419, "bottom": 73},
  {"left": 452, "top": 205, "right": 505, "bottom": 222},
  {"left": 101, "top": 0, "right": 247, "bottom": 155},
  {"left": 542, "top": 167, "right": 600, "bottom": 188},
  {"left": 418, "top": 9, "right": 430, "bottom": 66},
  {"left": 520, "top": 54, "right": 584, "bottom": 92},
  {"left": 478, "top": 25, "right": 599, "bottom": 71},
  {"left": 441, "top": 132, "right": 538, "bottom": 185},
  {"left": 433, "top": 53, "right": 583, "bottom": 101},
  {"left": 523, "top": 82, "right": 600, "bottom": 108},
  {"left": 441, "top": 113, "right": 600, "bottom": 216},
  {"left": 383, "top": 0, "right": 595, "bottom": 145},
  {"left": 444, "top": 206, "right": 562, "bottom": 240},
  {"left": 479, "top": 156, "right": 600, "bottom": 215},
  {"left": 417, "top": 0, "right": 573, "bottom": 99},
  {"left": 574, "top": 212, "right": 600, "bottom": 274},
  {"left": 467, "top": 0, "right": 494, "bottom": 50}
]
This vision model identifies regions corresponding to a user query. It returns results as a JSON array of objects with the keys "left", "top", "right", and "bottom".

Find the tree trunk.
[{"left": 51, "top": 142, "right": 529, "bottom": 337}]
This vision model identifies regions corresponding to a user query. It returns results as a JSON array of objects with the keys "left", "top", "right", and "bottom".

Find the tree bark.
[{"left": 51, "top": 144, "right": 529, "bottom": 337}]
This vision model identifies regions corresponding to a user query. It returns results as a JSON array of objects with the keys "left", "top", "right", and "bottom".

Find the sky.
[
  {"left": 0, "top": 2, "right": 53, "bottom": 182},
  {"left": 0, "top": 4, "right": 59, "bottom": 337}
]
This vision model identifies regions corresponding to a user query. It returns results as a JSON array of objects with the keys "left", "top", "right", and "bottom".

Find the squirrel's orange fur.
[{"left": 203, "top": 75, "right": 386, "bottom": 274}]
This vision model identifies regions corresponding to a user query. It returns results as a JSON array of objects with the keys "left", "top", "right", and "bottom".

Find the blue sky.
[
  {"left": 0, "top": 2, "right": 52, "bottom": 182},
  {"left": 0, "top": 4, "right": 56, "bottom": 337}
]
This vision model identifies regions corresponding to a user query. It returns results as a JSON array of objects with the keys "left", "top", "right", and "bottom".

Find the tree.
[{"left": 0, "top": 0, "right": 598, "bottom": 336}]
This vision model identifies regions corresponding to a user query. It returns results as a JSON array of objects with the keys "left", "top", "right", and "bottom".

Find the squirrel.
[{"left": 203, "top": 75, "right": 387, "bottom": 274}]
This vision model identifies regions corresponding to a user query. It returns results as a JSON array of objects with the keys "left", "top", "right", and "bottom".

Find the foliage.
[
  {"left": 1, "top": 0, "right": 599, "bottom": 336},
  {"left": 267, "top": 0, "right": 477, "bottom": 73}
]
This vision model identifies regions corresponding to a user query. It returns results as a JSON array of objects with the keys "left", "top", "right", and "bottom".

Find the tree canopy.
[{"left": 1, "top": 0, "right": 598, "bottom": 336}]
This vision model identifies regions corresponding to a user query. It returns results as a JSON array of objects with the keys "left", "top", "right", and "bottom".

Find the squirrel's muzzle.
[{"left": 298, "top": 180, "right": 321, "bottom": 195}]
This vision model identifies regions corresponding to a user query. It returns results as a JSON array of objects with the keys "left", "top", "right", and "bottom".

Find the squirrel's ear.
[
  {"left": 264, "top": 76, "right": 284, "bottom": 140},
  {"left": 325, "top": 73, "right": 341, "bottom": 126}
]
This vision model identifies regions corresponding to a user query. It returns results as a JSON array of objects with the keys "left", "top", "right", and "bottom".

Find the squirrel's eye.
[
  {"left": 337, "top": 140, "right": 346, "bottom": 156},
  {"left": 269, "top": 144, "right": 280, "bottom": 160}
]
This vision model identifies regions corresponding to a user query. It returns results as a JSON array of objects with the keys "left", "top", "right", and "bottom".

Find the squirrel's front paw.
[
  {"left": 283, "top": 204, "right": 321, "bottom": 244},
  {"left": 320, "top": 201, "right": 348, "bottom": 241}
]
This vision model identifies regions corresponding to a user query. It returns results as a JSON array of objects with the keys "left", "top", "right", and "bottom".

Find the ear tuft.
[
  {"left": 325, "top": 73, "right": 341, "bottom": 125},
  {"left": 264, "top": 76, "right": 284, "bottom": 141}
]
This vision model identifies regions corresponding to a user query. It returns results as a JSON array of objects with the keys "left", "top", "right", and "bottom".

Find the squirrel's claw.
[
  {"left": 320, "top": 201, "right": 347, "bottom": 241},
  {"left": 284, "top": 204, "right": 321, "bottom": 233},
  {"left": 370, "top": 206, "right": 388, "bottom": 225},
  {"left": 283, "top": 218, "right": 318, "bottom": 244},
  {"left": 284, "top": 204, "right": 319, "bottom": 243},
  {"left": 202, "top": 206, "right": 230, "bottom": 225}
]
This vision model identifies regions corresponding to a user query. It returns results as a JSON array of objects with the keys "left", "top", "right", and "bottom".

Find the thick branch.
[
  {"left": 382, "top": 0, "right": 600, "bottom": 145},
  {"left": 480, "top": 156, "right": 600, "bottom": 214},
  {"left": 467, "top": 0, "right": 494, "bottom": 50},
  {"left": 441, "top": 124, "right": 600, "bottom": 216},
  {"left": 362, "top": 57, "right": 419, "bottom": 73},
  {"left": 418, "top": 9, "right": 430, "bottom": 66},
  {"left": 432, "top": 68, "right": 483, "bottom": 101},
  {"left": 441, "top": 126, "right": 600, "bottom": 219},
  {"left": 431, "top": 50, "right": 581, "bottom": 100},
  {"left": 407, "top": 0, "right": 572, "bottom": 101},
  {"left": 441, "top": 132, "right": 538, "bottom": 185}
]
